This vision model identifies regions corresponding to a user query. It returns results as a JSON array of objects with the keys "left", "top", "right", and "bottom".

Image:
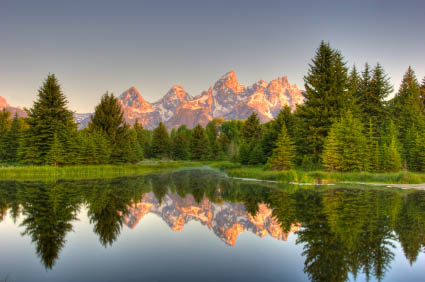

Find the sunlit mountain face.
[
  {"left": 1, "top": 169, "right": 425, "bottom": 282},
  {"left": 71, "top": 71, "right": 304, "bottom": 130}
]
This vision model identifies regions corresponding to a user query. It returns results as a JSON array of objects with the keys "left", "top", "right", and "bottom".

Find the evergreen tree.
[
  {"left": 322, "top": 125, "right": 341, "bottom": 171},
  {"left": 89, "top": 92, "right": 126, "bottom": 144},
  {"left": 151, "top": 122, "right": 170, "bottom": 159},
  {"left": 190, "top": 125, "right": 209, "bottom": 160},
  {"left": 391, "top": 67, "right": 423, "bottom": 162},
  {"left": 420, "top": 77, "right": 425, "bottom": 111},
  {"left": 261, "top": 106, "right": 295, "bottom": 160},
  {"left": 4, "top": 113, "right": 23, "bottom": 163},
  {"left": 0, "top": 110, "right": 11, "bottom": 161},
  {"left": 89, "top": 92, "right": 136, "bottom": 163},
  {"left": 134, "top": 120, "right": 148, "bottom": 158},
  {"left": 368, "top": 63, "right": 392, "bottom": 127},
  {"left": 295, "top": 41, "right": 349, "bottom": 164},
  {"left": 239, "top": 112, "right": 263, "bottom": 164},
  {"left": 45, "top": 133, "right": 65, "bottom": 166},
  {"left": 322, "top": 112, "right": 367, "bottom": 171},
  {"left": 381, "top": 121, "right": 402, "bottom": 172},
  {"left": 266, "top": 125, "right": 295, "bottom": 170},
  {"left": 20, "top": 74, "right": 76, "bottom": 165},
  {"left": 171, "top": 125, "right": 190, "bottom": 160},
  {"left": 113, "top": 129, "right": 143, "bottom": 164},
  {"left": 347, "top": 65, "right": 361, "bottom": 115},
  {"left": 205, "top": 118, "right": 224, "bottom": 158},
  {"left": 241, "top": 112, "right": 262, "bottom": 143},
  {"left": 366, "top": 119, "right": 381, "bottom": 172}
]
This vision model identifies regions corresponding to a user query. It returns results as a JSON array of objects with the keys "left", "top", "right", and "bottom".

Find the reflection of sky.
[
  {"left": 1, "top": 0, "right": 425, "bottom": 112},
  {"left": 1, "top": 207, "right": 425, "bottom": 282}
]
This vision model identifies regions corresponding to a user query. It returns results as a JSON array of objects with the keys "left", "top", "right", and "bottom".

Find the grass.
[
  {"left": 210, "top": 161, "right": 425, "bottom": 184},
  {"left": 0, "top": 160, "right": 204, "bottom": 181},
  {"left": 1, "top": 160, "right": 424, "bottom": 184}
]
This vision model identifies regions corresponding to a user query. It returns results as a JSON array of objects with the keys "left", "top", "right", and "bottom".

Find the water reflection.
[{"left": 0, "top": 169, "right": 425, "bottom": 281}]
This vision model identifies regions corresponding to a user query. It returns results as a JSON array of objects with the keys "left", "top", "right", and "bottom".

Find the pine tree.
[
  {"left": 369, "top": 63, "right": 392, "bottom": 126},
  {"left": 45, "top": 133, "right": 65, "bottom": 166},
  {"left": 171, "top": 125, "right": 190, "bottom": 160},
  {"left": 266, "top": 125, "right": 295, "bottom": 170},
  {"left": 5, "top": 113, "right": 23, "bottom": 163},
  {"left": 412, "top": 131, "right": 425, "bottom": 171},
  {"left": 347, "top": 65, "right": 361, "bottom": 115},
  {"left": 205, "top": 118, "right": 224, "bottom": 158},
  {"left": 20, "top": 74, "right": 76, "bottom": 165},
  {"left": 420, "top": 77, "right": 425, "bottom": 113},
  {"left": 89, "top": 92, "right": 126, "bottom": 144},
  {"left": 295, "top": 41, "right": 349, "bottom": 164},
  {"left": 134, "top": 120, "right": 148, "bottom": 159},
  {"left": 151, "top": 122, "right": 170, "bottom": 159},
  {"left": 366, "top": 119, "right": 381, "bottom": 172},
  {"left": 89, "top": 92, "right": 135, "bottom": 163},
  {"left": 0, "top": 110, "right": 11, "bottom": 162},
  {"left": 190, "top": 125, "right": 209, "bottom": 160},
  {"left": 261, "top": 106, "right": 295, "bottom": 160},
  {"left": 322, "top": 125, "right": 341, "bottom": 171},
  {"left": 241, "top": 112, "right": 262, "bottom": 143},
  {"left": 381, "top": 121, "right": 402, "bottom": 172},
  {"left": 322, "top": 112, "right": 367, "bottom": 171},
  {"left": 113, "top": 129, "right": 143, "bottom": 164},
  {"left": 391, "top": 67, "right": 423, "bottom": 162}
]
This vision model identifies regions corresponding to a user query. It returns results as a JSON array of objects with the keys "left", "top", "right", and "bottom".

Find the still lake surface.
[{"left": 0, "top": 168, "right": 424, "bottom": 282}]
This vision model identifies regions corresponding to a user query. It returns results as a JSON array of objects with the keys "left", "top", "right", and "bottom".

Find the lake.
[{"left": 0, "top": 168, "right": 424, "bottom": 282}]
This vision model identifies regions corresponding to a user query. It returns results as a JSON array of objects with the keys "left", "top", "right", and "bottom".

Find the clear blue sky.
[{"left": 1, "top": 0, "right": 424, "bottom": 112}]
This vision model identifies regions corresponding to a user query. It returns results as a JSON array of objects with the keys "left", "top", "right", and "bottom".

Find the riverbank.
[
  {"left": 1, "top": 161, "right": 425, "bottom": 185},
  {"left": 0, "top": 160, "right": 204, "bottom": 181},
  {"left": 210, "top": 162, "right": 425, "bottom": 185}
]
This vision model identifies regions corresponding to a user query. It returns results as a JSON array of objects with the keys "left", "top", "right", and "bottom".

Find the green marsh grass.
[
  {"left": 0, "top": 160, "right": 204, "bottom": 181},
  {"left": 211, "top": 162, "right": 425, "bottom": 184}
]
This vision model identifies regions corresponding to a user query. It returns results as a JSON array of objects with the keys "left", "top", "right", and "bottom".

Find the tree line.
[{"left": 0, "top": 41, "right": 424, "bottom": 171}]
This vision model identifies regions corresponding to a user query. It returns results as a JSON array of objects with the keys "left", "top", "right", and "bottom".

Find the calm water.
[{"left": 0, "top": 169, "right": 424, "bottom": 282}]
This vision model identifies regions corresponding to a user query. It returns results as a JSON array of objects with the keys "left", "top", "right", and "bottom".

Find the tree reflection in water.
[{"left": 0, "top": 169, "right": 424, "bottom": 281}]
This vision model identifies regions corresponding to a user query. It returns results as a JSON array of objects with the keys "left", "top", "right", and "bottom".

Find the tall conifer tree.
[
  {"left": 190, "top": 125, "right": 209, "bottom": 160},
  {"left": 20, "top": 74, "right": 76, "bottom": 165},
  {"left": 295, "top": 41, "right": 349, "bottom": 164},
  {"left": 266, "top": 125, "right": 295, "bottom": 170},
  {"left": 151, "top": 122, "right": 170, "bottom": 159}
]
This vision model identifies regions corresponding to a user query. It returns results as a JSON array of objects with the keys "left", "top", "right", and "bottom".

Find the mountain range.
[
  {"left": 123, "top": 191, "right": 300, "bottom": 246},
  {"left": 0, "top": 71, "right": 304, "bottom": 129}
]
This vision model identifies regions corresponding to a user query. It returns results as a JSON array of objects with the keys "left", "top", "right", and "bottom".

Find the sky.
[{"left": 1, "top": 0, "right": 424, "bottom": 113}]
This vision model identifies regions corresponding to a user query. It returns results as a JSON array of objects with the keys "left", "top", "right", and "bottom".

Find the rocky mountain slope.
[
  {"left": 0, "top": 96, "right": 27, "bottom": 117},
  {"left": 117, "top": 71, "right": 304, "bottom": 129},
  {"left": 123, "top": 192, "right": 300, "bottom": 246},
  {"left": 2, "top": 71, "right": 304, "bottom": 129}
]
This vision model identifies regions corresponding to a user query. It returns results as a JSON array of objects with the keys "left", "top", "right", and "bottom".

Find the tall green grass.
[
  {"left": 0, "top": 160, "right": 204, "bottom": 181},
  {"left": 211, "top": 162, "right": 425, "bottom": 184}
]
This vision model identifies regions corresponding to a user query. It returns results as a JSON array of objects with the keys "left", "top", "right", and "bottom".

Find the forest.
[{"left": 0, "top": 41, "right": 424, "bottom": 173}]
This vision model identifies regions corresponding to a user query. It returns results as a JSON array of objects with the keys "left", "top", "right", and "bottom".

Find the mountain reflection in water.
[{"left": 0, "top": 168, "right": 425, "bottom": 282}]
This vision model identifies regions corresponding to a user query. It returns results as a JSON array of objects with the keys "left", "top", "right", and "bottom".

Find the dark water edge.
[{"left": 1, "top": 168, "right": 424, "bottom": 282}]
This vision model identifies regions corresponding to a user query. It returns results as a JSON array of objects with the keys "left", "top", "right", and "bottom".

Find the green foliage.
[
  {"left": 391, "top": 67, "right": 424, "bottom": 161},
  {"left": 267, "top": 125, "right": 295, "bottom": 170},
  {"left": 295, "top": 41, "right": 350, "bottom": 164},
  {"left": 322, "top": 112, "right": 368, "bottom": 172},
  {"left": 190, "top": 124, "right": 210, "bottom": 160},
  {"left": 2, "top": 113, "right": 23, "bottom": 163},
  {"left": 45, "top": 133, "right": 65, "bottom": 166},
  {"left": 171, "top": 125, "right": 190, "bottom": 160},
  {"left": 151, "top": 122, "right": 170, "bottom": 159},
  {"left": 20, "top": 74, "right": 76, "bottom": 165}
]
